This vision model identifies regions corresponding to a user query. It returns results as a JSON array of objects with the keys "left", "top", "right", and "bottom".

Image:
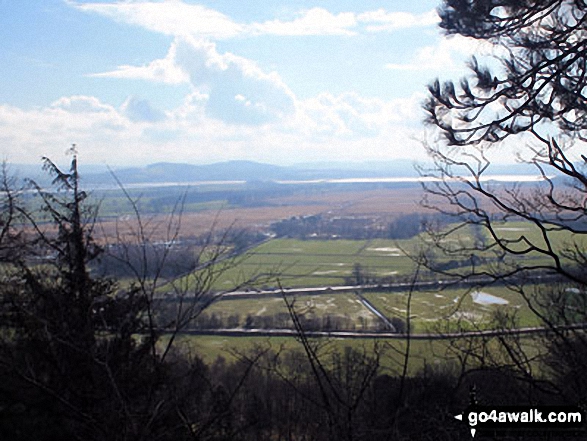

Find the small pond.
[{"left": 470, "top": 291, "right": 509, "bottom": 305}]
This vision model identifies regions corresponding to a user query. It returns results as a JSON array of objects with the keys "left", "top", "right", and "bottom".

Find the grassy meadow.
[
  {"left": 208, "top": 220, "right": 582, "bottom": 290},
  {"left": 209, "top": 237, "right": 419, "bottom": 290},
  {"left": 166, "top": 218, "right": 585, "bottom": 337},
  {"left": 171, "top": 332, "right": 545, "bottom": 377}
]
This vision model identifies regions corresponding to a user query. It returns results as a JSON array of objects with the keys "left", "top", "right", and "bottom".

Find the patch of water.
[
  {"left": 471, "top": 291, "right": 509, "bottom": 305},
  {"left": 367, "top": 247, "right": 400, "bottom": 252}
]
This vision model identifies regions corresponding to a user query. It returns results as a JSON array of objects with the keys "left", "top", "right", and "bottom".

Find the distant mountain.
[
  {"left": 81, "top": 160, "right": 429, "bottom": 185},
  {"left": 8, "top": 159, "right": 548, "bottom": 188},
  {"left": 82, "top": 160, "right": 298, "bottom": 184}
]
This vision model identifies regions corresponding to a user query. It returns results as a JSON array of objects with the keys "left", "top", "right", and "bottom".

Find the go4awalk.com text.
[{"left": 454, "top": 405, "right": 585, "bottom": 438}]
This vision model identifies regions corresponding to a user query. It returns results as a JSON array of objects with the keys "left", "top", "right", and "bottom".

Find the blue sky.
[{"left": 0, "top": 0, "right": 490, "bottom": 166}]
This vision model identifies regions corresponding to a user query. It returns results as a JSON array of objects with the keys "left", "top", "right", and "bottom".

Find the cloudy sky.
[{"left": 0, "top": 0, "right": 485, "bottom": 166}]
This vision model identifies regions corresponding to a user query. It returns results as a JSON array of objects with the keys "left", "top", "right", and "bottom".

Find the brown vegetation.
[{"left": 95, "top": 187, "right": 431, "bottom": 243}]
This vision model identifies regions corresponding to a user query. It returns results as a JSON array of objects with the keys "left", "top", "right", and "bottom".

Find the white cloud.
[
  {"left": 0, "top": 89, "right": 430, "bottom": 165},
  {"left": 89, "top": 36, "right": 296, "bottom": 125},
  {"left": 297, "top": 92, "right": 424, "bottom": 138},
  {"left": 69, "top": 0, "right": 243, "bottom": 40},
  {"left": 167, "top": 91, "right": 208, "bottom": 121},
  {"left": 69, "top": 1, "right": 438, "bottom": 38},
  {"left": 358, "top": 9, "right": 439, "bottom": 32},
  {"left": 121, "top": 96, "right": 166, "bottom": 122},
  {"left": 88, "top": 41, "right": 189, "bottom": 84},
  {"left": 385, "top": 35, "right": 493, "bottom": 72},
  {"left": 51, "top": 95, "right": 114, "bottom": 113},
  {"left": 7, "top": 3, "right": 442, "bottom": 165},
  {"left": 172, "top": 37, "right": 296, "bottom": 125},
  {"left": 251, "top": 8, "right": 357, "bottom": 36},
  {"left": 0, "top": 98, "right": 134, "bottom": 163}
]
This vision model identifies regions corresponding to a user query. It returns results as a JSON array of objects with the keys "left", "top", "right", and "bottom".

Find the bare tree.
[
  {"left": 421, "top": 0, "right": 587, "bottom": 404},
  {"left": 279, "top": 291, "right": 382, "bottom": 441},
  {"left": 0, "top": 152, "right": 268, "bottom": 440}
]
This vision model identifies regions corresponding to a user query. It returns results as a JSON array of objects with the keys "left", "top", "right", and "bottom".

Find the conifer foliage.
[
  {"left": 0, "top": 154, "right": 195, "bottom": 440},
  {"left": 423, "top": 0, "right": 587, "bottom": 286}
]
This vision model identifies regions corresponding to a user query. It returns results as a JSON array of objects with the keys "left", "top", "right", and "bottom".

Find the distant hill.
[
  {"left": 7, "top": 159, "right": 545, "bottom": 187},
  {"left": 79, "top": 160, "right": 425, "bottom": 185},
  {"left": 83, "top": 160, "right": 294, "bottom": 184}
]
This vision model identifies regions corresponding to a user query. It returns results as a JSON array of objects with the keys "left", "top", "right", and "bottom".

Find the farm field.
[
  {"left": 206, "top": 219, "right": 578, "bottom": 290},
  {"left": 172, "top": 333, "right": 544, "bottom": 376},
  {"left": 175, "top": 217, "right": 586, "bottom": 336},
  {"left": 93, "top": 184, "right": 430, "bottom": 242},
  {"left": 198, "top": 284, "right": 542, "bottom": 333},
  {"left": 198, "top": 292, "right": 381, "bottom": 331},
  {"left": 440, "top": 220, "right": 587, "bottom": 258},
  {"left": 213, "top": 237, "right": 416, "bottom": 289},
  {"left": 171, "top": 334, "right": 447, "bottom": 374},
  {"left": 86, "top": 180, "right": 587, "bottom": 338},
  {"left": 362, "top": 286, "right": 540, "bottom": 332}
]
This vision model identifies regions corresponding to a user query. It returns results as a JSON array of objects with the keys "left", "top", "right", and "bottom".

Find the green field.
[
  {"left": 208, "top": 220, "right": 582, "bottom": 290},
  {"left": 210, "top": 237, "right": 420, "bottom": 290},
  {"left": 171, "top": 334, "right": 449, "bottom": 375},
  {"left": 171, "top": 333, "right": 544, "bottom": 376},
  {"left": 199, "top": 292, "right": 381, "bottom": 330},
  {"left": 197, "top": 283, "right": 541, "bottom": 333},
  {"left": 168, "top": 220, "right": 583, "bottom": 340},
  {"left": 363, "top": 286, "right": 540, "bottom": 332}
]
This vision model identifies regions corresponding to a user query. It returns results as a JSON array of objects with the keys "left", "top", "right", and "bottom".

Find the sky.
[{"left": 0, "top": 0, "right": 491, "bottom": 166}]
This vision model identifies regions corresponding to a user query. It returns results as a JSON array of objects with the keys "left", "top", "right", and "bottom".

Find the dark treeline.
[
  {"left": 270, "top": 213, "right": 451, "bottom": 240},
  {"left": 94, "top": 243, "right": 198, "bottom": 279},
  {"left": 192, "top": 311, "right": 386, "bottom": 332},
  {"left": 92, "top": 229, "right": 265, "bottom": 279}
]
